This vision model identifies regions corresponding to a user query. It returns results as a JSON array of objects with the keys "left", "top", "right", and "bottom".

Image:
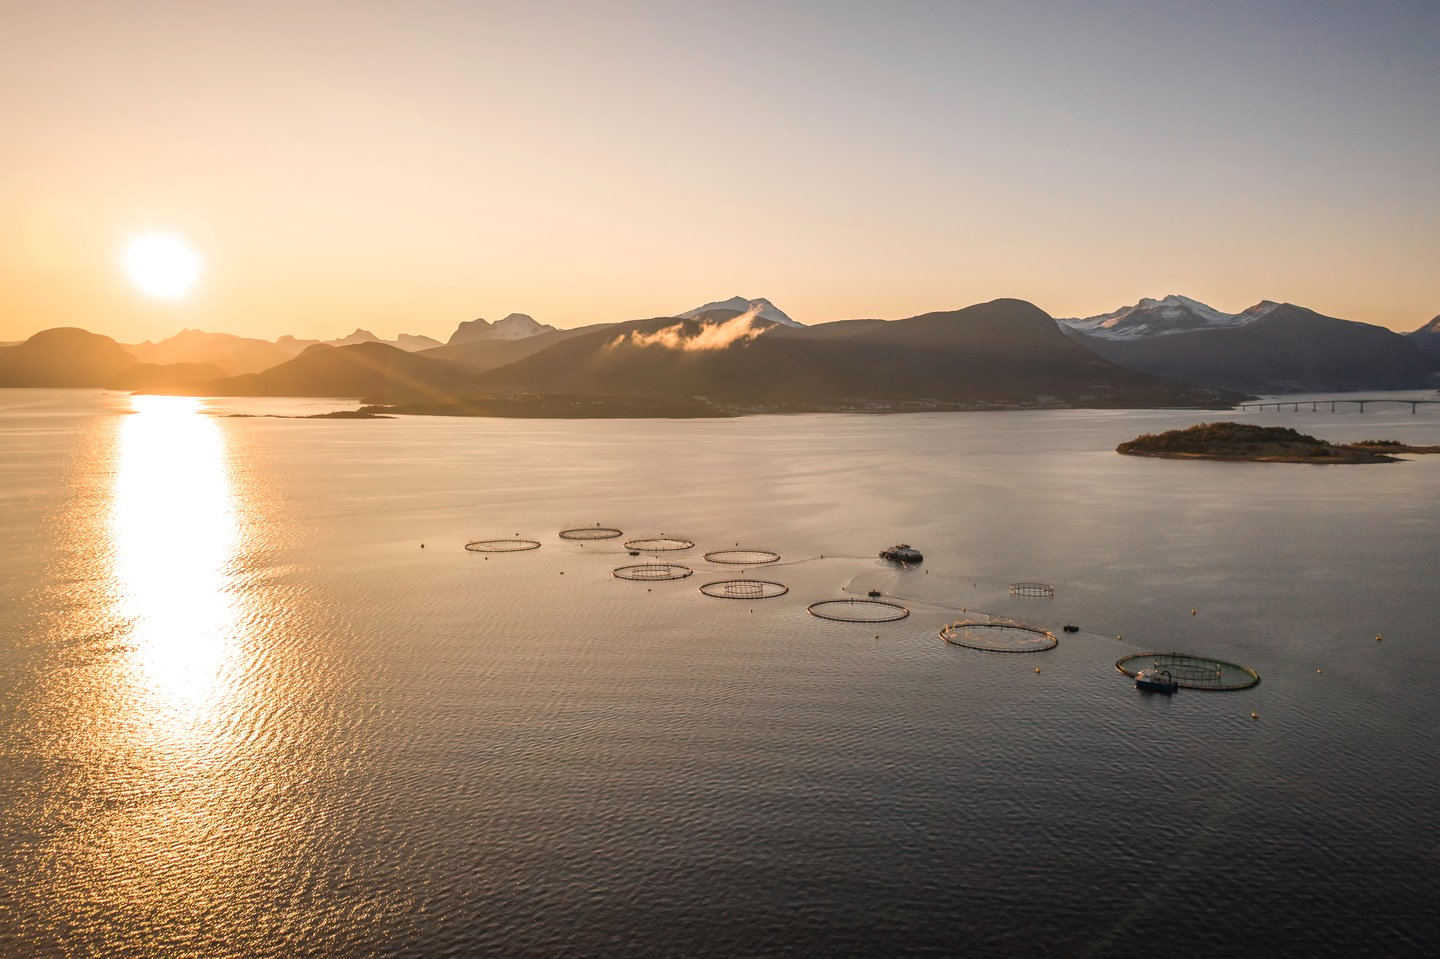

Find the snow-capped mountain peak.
[
  {"left": 491, "top": 313, "right": 550, "bottom": 339},
  {"left": 1057, "top": 295, "right": 1265, "bottom": 339},
  {"left": 679, "top": 296, "right": 802, "bottom": 327}
]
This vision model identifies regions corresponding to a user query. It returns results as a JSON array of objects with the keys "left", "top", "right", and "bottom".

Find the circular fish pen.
[
  {"left": 699, "top": 579, "right": 789, "bottom": 600},
  {"left": 1115, "top": 653, "right": 1260, "bottom": 691},
  {"left": 1009, "top": 582, "right": 1055, "bottom": 598},
  {"left": 613, "top": 563, "right": 693, "bottom": 581},
  {"left": 559, "top": 526, "right": 624, "bottom": 540},
  {"left": 941, "top": 620, "right": 1057, "bottom": 652},
  {"left": 623, "top": 537, "right": 695, "bottom": 552},
  {"left": 703, "top": 549, "right": 781, "bottom": 565},
  {"left": 807, "top": 599, "right": 910, "bottom": 622},
  {"left": 465, "top": 538, "right": 541, "bottom": 552}
]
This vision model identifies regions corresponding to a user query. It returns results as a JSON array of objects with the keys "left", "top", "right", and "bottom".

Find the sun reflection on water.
[{"left": 109, "top": 394, "right": 244, "bottom": 751}]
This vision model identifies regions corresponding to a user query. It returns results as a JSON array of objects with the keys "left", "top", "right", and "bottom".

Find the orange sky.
[{"left": 4, "top": 1, "right": 1437, "bottom": 343}]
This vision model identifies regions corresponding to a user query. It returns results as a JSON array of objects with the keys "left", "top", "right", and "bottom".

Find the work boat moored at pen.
[
  {"left": 1134, "top": 668, "right": 1179, "bottom": 694},
  {"left": 880, "top": 544, "right": 923, "bottom": 563}
]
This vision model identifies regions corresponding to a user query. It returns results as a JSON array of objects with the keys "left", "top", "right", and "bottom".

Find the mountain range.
[
  {"left": 1410, "top": 315, "right": 1440, "bottom": 361},
  {"left": 1059, "top": 295, "right": 1439, "bottom": 393},
  {"left": 2, "top": 294, "right": 1436, "bottom": 412},
  {"left": 120, "top": 313, "right": 554, "bottom": 376},
  {"left": 1056, "top": 295, "right": 1277, "bottom": 339}
]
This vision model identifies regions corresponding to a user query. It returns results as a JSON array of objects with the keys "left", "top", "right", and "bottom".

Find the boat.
[
  {"left": 1134, "top": 668, "right": 1179, "bottom": 694},
  {"left": 1062, "top": 624, "right": 1079, "bottom": 633},
  {"left": 879, "top": 544, "right": 923, "bottom": 563}
]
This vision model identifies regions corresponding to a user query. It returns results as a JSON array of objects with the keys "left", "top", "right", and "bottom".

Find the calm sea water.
[{"left": 2, "top": 389, "right": 1437, "bottom": 958}]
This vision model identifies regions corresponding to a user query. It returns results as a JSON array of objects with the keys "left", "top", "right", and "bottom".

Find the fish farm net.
[
  {"left": 807, "top": 599, "right": 910, "bottom": 622},
  {"left": 623, "top": 537, "right": 695, "bottom": 552},
  {"left": 613, "top": 563, "right": 693, "bottom": 581},
  {"left": 703, "top": 549, "right": 781, "bottom": 565},
  {"left": 941, "top": 620, "right": 1057, "bottom": 652},
  {"left": 1115, "top": 653, "right": 1260, "bottom": 691},
  {"left": 699, "top": 579, "right": 789, "bottom": 600},
  {"left": 1009, "top": 582, "right": 1055, "bottom": 598},
  {"left": 465, "top": 538, "right": 542, "bottom": 552},
  {"left": 559, "top": 526, "right": 624, "bottom": 540}
]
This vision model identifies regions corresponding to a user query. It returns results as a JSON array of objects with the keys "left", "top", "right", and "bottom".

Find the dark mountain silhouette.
[
  {"left": 161, "top": 342, "right": 480, "bottom": 400},
  {"left": 127, "top": 328, "right": 446, "bottom": 375},
  {"left": 422, "top": 325, "right": 603, "bottom": 372},
  {"left": 108, "top": 362, "right": 227, "bottom": 391},
  {"left": 0, "top": 328, "right": 138, "bottom": 387},
  {"left": 465, "top": 299, "right": 1237, "bottom": 410},
  {"left": 1408, "top": 315, "right": 1440, "bottom": 361},
  {"left": 395, "top": 333, "right": 444, "bottom": 351},
  {"left": 126, "top": 329, "right": 297, "bottom": 375},
  {"left": 326, "top": 329, "right": 444, "bottom": 351},
  {"left": 1065, "top": 304, "right": 1440, "bottom": 393}
]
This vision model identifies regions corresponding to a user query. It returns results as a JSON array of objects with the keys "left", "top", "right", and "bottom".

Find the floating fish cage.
[
  {"left": 703, "top": 549, "right": 781, "bottom": 565},
  {"left": 699, "top": 579, "right": 789, "bottom": 600},
  {"left": 941, "top": 620, "right": 1057, "bottom": 652},
  {"left": 1008, "top": 582, "right": 1055, "bottom": 598},
  {"left": 559, "top": 526, "right": 624, "bottom": 540},
  {"left": 623, "top": 537, "right": 696, "bottom": 552},
  {"left": 465, "top": 538, "right": 542, "bottom": 552},
  {"left": 1115, "top": 652, "right": 1260, "bottom": 691},
  {"left": 612, "top": 563, "right": 694, "bottom": 581},
  {"left": 807, "top": 599, "right": 910, "bottom": 622}
]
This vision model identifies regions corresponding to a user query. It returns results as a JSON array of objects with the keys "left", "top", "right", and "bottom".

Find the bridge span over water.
[{"left": 1239, "top": 398, "right": 1440, "bottom": 413}]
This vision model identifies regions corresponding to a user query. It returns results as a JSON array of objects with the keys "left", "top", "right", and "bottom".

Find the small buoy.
[
  {"left": 1191, "top": 609, "right": 1196, "bottom": 616},
  {"left": 420, "top": 543, "right": 425, "bottom": 549},
  {"left": 1375, "top": 634, "right": 1383, "bottom": 641},
  {"left": 1250, "top": 711, "right": 1259, "bottom": 720},
  {"left": 1033, "top": 667, "right": 1041, "bottom": 673},
  {"left": 560, "top": 571, "right": 564, "bottom": 575},
  {"left": 1316, "top": 668, "right": 1323, "bottom": 673},
  {"left": 1117, "top": 634, "right": 1123, "bottom": 641},
  {"left": 874, "top": 633, "right": 880, "bottom": 639}
]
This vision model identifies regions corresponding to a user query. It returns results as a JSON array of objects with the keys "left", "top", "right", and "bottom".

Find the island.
[{"left": 1117, "top": 422, "right": 1440, "bottom": 463}]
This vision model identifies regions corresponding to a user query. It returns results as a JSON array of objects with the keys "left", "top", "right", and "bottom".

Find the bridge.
[{"left": 1238, "top": 398, "right": 1440, "bottom": 413}]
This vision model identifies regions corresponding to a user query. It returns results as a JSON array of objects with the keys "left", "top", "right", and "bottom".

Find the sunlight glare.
[
  {"left": 123, "top": 232, "right": 201, "bottom": 299},
  {"left": 110, "top": 394, "right": 242, "bottom": 747}
]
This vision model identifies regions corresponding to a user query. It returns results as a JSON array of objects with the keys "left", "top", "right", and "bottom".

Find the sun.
[{"left": 123, "top": 232, "right": 201, "bottom": 300}]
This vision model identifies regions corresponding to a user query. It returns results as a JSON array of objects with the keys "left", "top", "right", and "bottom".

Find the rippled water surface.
[{"left": 2, "top": 389, "right": 1438, "bottom": 957}]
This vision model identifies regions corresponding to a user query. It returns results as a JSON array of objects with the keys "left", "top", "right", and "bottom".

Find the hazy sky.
[{"left": 4, "top": 0, "right": 1437, "bottom": 342}]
